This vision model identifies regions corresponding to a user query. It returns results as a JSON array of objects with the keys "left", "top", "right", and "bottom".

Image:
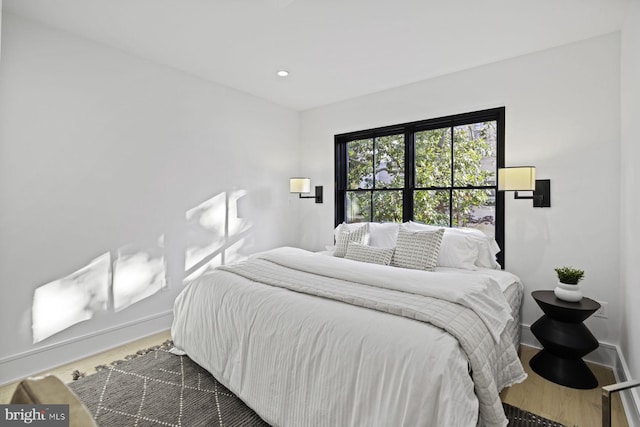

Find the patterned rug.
[{"left": 69, "top": 341, "right": 565, "bottom": 427}]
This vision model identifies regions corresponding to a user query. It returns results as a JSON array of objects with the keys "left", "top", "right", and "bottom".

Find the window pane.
[
  {"left": 413, "top": 190, "right": 450, "bottom": 226},
  {"left": 452, "top": 189, "right": 496, "bottom": 237},
  {"left": 373, "top": 191, "right": 403, "bottom": 222},
  {"left": 415, "top": 128, "right": 451, "bottom": 188},
  {"left": 346, "top": 191, "right": 371, "bottom": 223},
  {"left": 347, "top": 138, "right": 374, "bottom": 189},
  {"left": 453, "top": 121, "right": 497, "bottom": 187},
  {"left": 375, "top": 134, "right": 404, "bottom": 189}
]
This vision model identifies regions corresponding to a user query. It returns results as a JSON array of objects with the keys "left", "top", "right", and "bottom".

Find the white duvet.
[{"left": 172, "top": 247, "right": 526, "bottom": 427}]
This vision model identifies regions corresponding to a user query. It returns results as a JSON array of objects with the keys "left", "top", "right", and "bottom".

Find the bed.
[{"left": 171, "top": 222, "right": 527, "bottom": 427}]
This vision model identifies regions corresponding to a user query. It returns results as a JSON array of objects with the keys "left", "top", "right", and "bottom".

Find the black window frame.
[{"left": 335, "top": 107, "right": 506, "bottom": 267}]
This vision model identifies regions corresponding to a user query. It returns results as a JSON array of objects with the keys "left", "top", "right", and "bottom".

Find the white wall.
[
  {"left": 621, "top": 0, "right": 640, "bottom": 414},
  {"left": 299, "top": 34, "right": 621, "bottom": 346},
  {"left": 0, "top": 13, "right": 300, "bottom": 384},
  {"left": 0, "top": 1, "right": 3, "bottom": 60}
]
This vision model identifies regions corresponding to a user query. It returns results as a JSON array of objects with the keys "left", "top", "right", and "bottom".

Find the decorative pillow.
[
  {"left": 391, "top": 227, "right": 444, "bottom": 271},
  {"left": 333, "top": 222, "right": 363, "bottom": 242},
  {"left": 406, "top": 221, "right": 500, "bottom": 270},
  {"left": 345, "top": 242, "right": 394, "bottom": 266},
  {"left": 334, "top": 223, "right": 370, "bottom": 257}
]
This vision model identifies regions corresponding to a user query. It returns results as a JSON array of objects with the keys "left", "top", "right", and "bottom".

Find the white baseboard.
[
  {"left": 613, "top": 344, "right": 640, "bottom": 427},
  {"left": 0, "top": 310, "right": 173, "bottom": 387},
  {"left": 520, "top": 324, "right": 640, "bottom": 426}
]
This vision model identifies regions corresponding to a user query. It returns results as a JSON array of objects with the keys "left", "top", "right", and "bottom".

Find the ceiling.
[{"left": 2, "top": 0, "right": 631, "bottom": 111}]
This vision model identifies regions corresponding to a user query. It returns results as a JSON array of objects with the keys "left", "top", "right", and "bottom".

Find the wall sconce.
[
  {"left": 290, "top": 177, "right": 323, "bottom": 203},
  {"left": 498, "top": 166, "right": 551, "bottom": 208}
]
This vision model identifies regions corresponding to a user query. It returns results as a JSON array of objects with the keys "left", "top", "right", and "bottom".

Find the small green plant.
[{"left": 554, "top": 266, "right": 585, "bottom": 285}]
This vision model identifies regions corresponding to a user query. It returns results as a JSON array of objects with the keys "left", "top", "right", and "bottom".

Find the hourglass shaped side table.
[{"left": 529, "top": 290, "right": 601, "bottom": 389}]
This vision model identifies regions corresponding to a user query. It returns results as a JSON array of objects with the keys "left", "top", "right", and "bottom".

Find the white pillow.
[
  {"left": 391, "top": 227, "right": 444, "bottom": 271},
  {"left": 406, "top": 221, "right": 500, "bottom": 270},
  {"left": 345, "top": 242, "right": 394, "bottom": 266},
  {"left": 437, "top": 232, "right": 479, "bottom": 270},
  {"left": 368, "top": 222, "right": 400, "bottom": 248},
  {"left": 334, "top": 223, "right": 370, "bottom": 258},
  {"left": 451, "top": 227, "right": 500, "bottom": 269}
]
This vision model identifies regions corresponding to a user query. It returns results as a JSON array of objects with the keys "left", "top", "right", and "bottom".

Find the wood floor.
[
  {"left": 0, "top": 330, "right": 172, "bottom": 405},
  {"left": 501, "top": 345, "right": 629, "bottom": 427},
  {"left": 0, "top": 331, "right": 630, "bottom": 426}
]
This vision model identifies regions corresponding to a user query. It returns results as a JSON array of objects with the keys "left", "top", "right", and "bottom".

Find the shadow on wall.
[{"left": 31, "top": 190, "right": 252, "bottom": 344}]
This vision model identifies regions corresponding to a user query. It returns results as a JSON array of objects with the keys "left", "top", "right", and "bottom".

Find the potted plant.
[{"left": 553, "top": 266, "right": 585, "bottom": 302}]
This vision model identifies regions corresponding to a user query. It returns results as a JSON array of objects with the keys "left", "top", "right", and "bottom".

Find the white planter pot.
[{"left": 554, "top": 282, "right": 583, "bottom": 302}]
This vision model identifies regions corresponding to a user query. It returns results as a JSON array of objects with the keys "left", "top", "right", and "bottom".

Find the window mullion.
[
  {"left": 372, "top": 137, "right": 377, "bottom": 190},
  {"left": 404, "top": 128, "right": 414, "bottom": 222},
  {"left": 449, "top": 125, "right": 454, "bottom": 227},
  {"left": 334, "top": 140, "right": 347, "bottom": 226},
  {"left": 369, "top": 190, "right": 374, "bottom": 222},
  {"left": 371, "top": 137, "right": 376, "bottom": 221}
]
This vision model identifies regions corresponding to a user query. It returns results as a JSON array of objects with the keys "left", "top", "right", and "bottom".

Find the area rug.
[{"left": 69, "top": 341, "right": 565, "bottom": 427}]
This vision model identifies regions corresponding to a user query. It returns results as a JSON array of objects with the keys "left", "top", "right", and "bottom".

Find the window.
[{"left": 335, "top": 107, "right": 505, "bottom": 265}]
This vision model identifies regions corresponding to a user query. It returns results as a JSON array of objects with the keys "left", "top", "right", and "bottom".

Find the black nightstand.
[{"left": 529, "top": 290, "right": 601, "bottom": 389}]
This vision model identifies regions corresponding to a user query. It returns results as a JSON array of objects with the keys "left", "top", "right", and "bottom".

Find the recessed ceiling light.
[{"left": 277, "top": 70, "right": 289, "bottom": 77}]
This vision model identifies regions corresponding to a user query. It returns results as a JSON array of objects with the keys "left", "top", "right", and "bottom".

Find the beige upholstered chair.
[{"left": 10, "top": 375, "right": 97, "bottom": 427}]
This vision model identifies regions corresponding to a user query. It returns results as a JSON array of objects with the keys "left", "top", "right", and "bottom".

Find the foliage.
[
  {"left": 346, "top": 122, "right": 496, "bottom": 225},
  {"left": 554, "top": 266, "right": 585, "bottom": 285}
]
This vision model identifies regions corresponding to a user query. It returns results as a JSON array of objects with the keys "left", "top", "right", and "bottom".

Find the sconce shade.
[
  {"left": 290, "top": 177, "right": 323, "bottom": 203},
  {"left": 498, "top": 167, "right": 536, "bottom": 191},
  {"left": 498, "top": 166, "right": 550, "bottom": 207},
  {"left": 290, "top": 177, "right": 311, "bottom": 194}
]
